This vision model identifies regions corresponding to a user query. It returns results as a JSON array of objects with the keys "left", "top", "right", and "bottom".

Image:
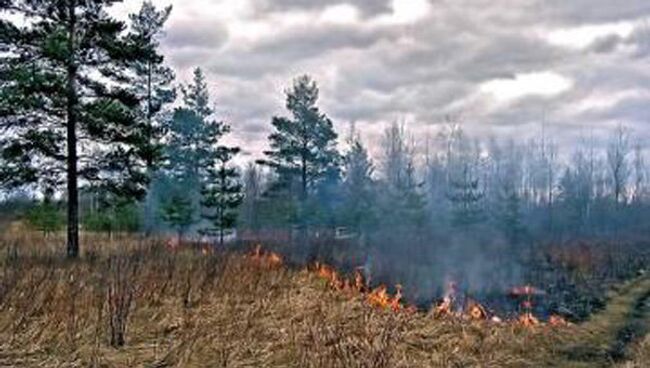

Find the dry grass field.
[{"left": 0, "top": 229, "right": 648, "bottom": 367}]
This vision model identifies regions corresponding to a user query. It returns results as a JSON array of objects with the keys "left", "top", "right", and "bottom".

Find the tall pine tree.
[
  {"left": 125, "top": 1, "right": 175, "bottom": 233},
  {"left": 163, "top": 67, "right": 231, "bottom": 233},
  {"left": 0, "top": 0, "right": 156, "bottom": 257},
  {"left": 126, "top": 1, "right": 175, "bottom": 169},
  {"left": 165, "top": 68, "right": 226, "bottom": 183},
  {"left": 259, "top": 75, "right": 340, "bottom": 219}
]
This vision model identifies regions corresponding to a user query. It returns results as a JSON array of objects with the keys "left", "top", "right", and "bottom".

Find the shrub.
[{"left": 25, "top": 201, "right": 64, "bottom": 236}]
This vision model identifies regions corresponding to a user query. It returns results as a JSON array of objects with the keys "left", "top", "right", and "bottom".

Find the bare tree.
[
  {"left": 607, "top": 124, "right": 631, "bottom": 205},
  {"left": 632, "top": 142, "right": 646, "bottom": 203}
]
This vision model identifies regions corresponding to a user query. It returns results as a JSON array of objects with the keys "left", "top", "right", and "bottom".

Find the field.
[{"left": 1, "top": 228, "right": 649, "bottom": 368}]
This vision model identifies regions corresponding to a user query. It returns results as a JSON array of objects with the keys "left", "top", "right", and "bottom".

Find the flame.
[
  {"left": 433, "top": 297, "right": 490, "bottom": 321},
  {"left": 433, "top": 297, "right": 454, "bottom": 318},
  {"left": 313, "top": 262, "right": 413, "bottom": 313},
  {"left": 509, "top": 285, "right": 546, "bottom": 297},
  {"left": 518, "top": 312, "right": 540, "bottom": 327},
  {"left": 390, "top": 284, "right": 403, "bottom": 312},
  {"left": 466, "top": 300, "right": 488, "bottom": 320},
  {"left": 509, "top": 284, "right": 546, "bottom": 328},
  {"left": 548, "top": 315, "right": 570, "bottom": 327},
  {"left": 315, "top": 262, "right": 343, "bottom": 290},
  {"left": 248, "top": 253, "right": 562, "bottom": 325},
  {"left": 367, "top": 285, "right": 390, "bottom": 308},
  {"left": 249, "top": 245, "right": 283, "bottom": 269},
  {"left": 354, "top": 268, "right": 367, "bottom": 293},
  {"left": 433, "top": 281, "right": 460, "bottom": 318}
]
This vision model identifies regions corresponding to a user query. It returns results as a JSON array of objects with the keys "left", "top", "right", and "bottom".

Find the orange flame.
[
  {"left": 433, "top": 297, "right": 454, "bottom": 318},
  {"left": 313, "top": 262, "right": 413, "bottom": 313},
  {"left": 518, "top": 312, "right": 540, "bottom": 327},
  {"left": 249, "top": 245, "right": 283, "bottom": 269},
  {"left": 467, "top": 300, "right": 488, "bottom": 320},
  {"left": 548, "top": 315, "right": 570, "bottom": 327}
]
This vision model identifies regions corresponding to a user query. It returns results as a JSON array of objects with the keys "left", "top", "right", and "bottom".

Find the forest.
[{"left": 1, "top": 1, "right": 650, "bottom": 367}]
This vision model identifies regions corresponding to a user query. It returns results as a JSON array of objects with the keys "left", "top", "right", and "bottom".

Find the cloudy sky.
[{"left": 111, "top": 0, "right": 650, "bottom": 159}]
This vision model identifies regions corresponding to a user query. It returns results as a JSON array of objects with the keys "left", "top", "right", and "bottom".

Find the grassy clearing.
[
  {"left": 2, "top": 230, "right": 650, "bottom": 367},
  {"left": 0, "top": 231, "right": 574, "bottom": 367}
]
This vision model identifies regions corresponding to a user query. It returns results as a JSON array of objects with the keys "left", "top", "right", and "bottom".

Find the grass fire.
[{"left": 2, "top": 0, "right": 650, "bottom": 367}]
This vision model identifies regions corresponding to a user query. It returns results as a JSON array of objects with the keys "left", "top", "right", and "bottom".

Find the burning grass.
[{"left": 0, "top": 231, "right": 647, "bottom": 367}]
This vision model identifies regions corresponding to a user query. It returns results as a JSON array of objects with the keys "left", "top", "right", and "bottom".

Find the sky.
[{"left": 110, "top": 0, "right": 650, "bottom": 160}]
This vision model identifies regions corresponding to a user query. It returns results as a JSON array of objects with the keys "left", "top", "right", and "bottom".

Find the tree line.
[{"left": 2, "top": 1, "right": 649, "bottom": 260}]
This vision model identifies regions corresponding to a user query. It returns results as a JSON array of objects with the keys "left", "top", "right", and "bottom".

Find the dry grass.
[
  {"left": 0, "top": 230, "right": 638, "bottom": 367},
  {"left": 617, "top": 334, "right": 650, "bottom": 368}
]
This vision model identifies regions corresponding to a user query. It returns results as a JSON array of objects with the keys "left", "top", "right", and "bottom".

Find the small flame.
[
  {"left": 313, "top": 262, "right": 412, "bottom": 313},
  {"left": 249, "top": 245, "right": 283, "bottom": 268},
  {"left": 367, "top": 285, "right": 390, "bottom": 308},
  {"left": 467, "top": 300, "right": 488, "bottom": 320},
  {"left": 518, "top": 312, "right": 540, "bottom": 327},
  {"left": 548, "top": 315, "right": 570, "bottom": 327}
]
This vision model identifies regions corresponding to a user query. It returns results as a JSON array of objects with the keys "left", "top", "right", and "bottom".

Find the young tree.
[
  {"left": 259, "top": 75, "right": 340, "bottom": 206},
  {"left": 341, "top": 133, "right": 376, "bottom": 234},
  {"left": 160, "top": 194, "right": 195, "bottom": 243},
  {"left": 557, "top": 167, "right": 590, "bottom": 234},
  {"left": 201, "top": 146, "right": 243, "bottom": 245},
  {"left": 240, "top": 162, "right": 263, "bottom": 231},
  {"left": 26, "top": 191, "right": 63, "bottom": 236},
  {"left": 0, "top": 1, "right": 156, "bottom": 257},
  {"left": 490, "top": 140, "right": 526, "bottom": 244},
  {"left": 379, "top": 122, "right": 427, "bottom": 229},
  {"left": 448, "top": 163, "right": 484, "bottom": 228},
  {"left": 164, "top": 68, "right": 228, "bottom": 219},
  {"left": 83, "top": 198, "right": 141, "bottom": 236}
]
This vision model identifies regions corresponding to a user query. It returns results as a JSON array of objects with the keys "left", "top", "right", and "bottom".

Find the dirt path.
[{"left": 556, "top": 275, "right": 650, "bottom": 368}]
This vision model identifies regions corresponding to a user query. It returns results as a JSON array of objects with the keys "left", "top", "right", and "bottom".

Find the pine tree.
[
  {"left": 0, "top": 0, "right": 156, "bottom": 257},
  {"left": 259, "top": 75, "right": 340, "bottom": 206},
  {"left": 164, "top": 68, "right": 229, "bottom": 226},
  {"left": 342, "top": 135, "right": 376, "bottom": 233},
  {"left": 160, "top": 193, "right": 195, "bottom": 243},
  {"left": 497, "top": 183, "right": 525, "bottom": 245},
  {"left": 125, "top": 1, "right": 175, "bottom": 233},
  {"left": 126, "top": 1, "right": 175, "bottom": 169},
  {"left": 26, "top": 190, "right": 63, "bottom": 237},
  {"left": 379, "top": 122, "right": 427, "bottom": 230},
  {"left": 400, "top": 159, "right": 428, "bottom": 227},
  {"left": 448, "top": 164, "right": 484, "bottom": 228},
  {"left": 166, "top": 68, "right": 226, "bottom": 184},
  {"left": 201, "top": 147, "right": 243, "bottom": 245}
]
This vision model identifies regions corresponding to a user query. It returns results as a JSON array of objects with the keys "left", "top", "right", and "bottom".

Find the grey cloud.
[
  {"left": 259, "top": 0, "right": 391, "bottom": 18},
  {"left": 164, "top": 21, "right": 228, "bottom": 49},
  {"left": 203, "top": 25, "right": 399, "bottom": 79},
  {"left": 540, "top": 0, "right": 650, "bottom": 24},
  {"left": 590, "top": 35, "right": 624, "bottom": 54},
  {"left": 148, "top": 0, "right": 650, "bottom": 158}
]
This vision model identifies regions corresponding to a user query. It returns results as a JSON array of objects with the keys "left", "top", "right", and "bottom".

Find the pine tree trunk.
[
  {"left": 143, "top": 62, "right": 154, "bottom": 236},
  {"left": 66, "top": 2, "right": 79, "bottom": 258}
]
